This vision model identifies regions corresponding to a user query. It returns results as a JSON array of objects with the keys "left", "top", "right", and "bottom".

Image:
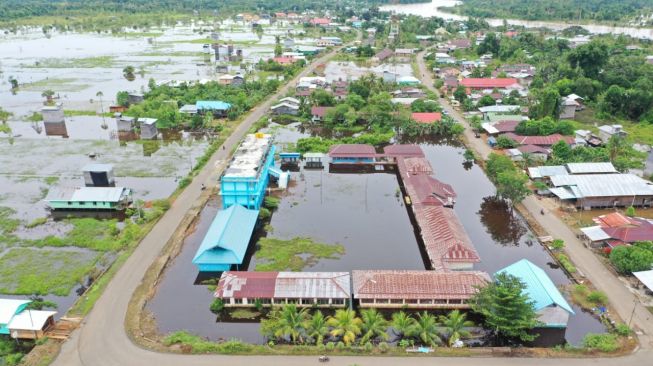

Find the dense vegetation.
[{"left": 452, "top": 0, "right": 653, "bottom": 23}]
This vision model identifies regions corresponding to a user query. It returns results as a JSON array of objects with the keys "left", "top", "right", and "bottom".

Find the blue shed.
[
  {"left": 495, "top": 259, "right": 574, "bottom": 328},
  {"left": 192, "top": 204, "right": 259, "bottom": 272},
  {"left": 196, "top": 100, "right": 232, "bottom": 117}
]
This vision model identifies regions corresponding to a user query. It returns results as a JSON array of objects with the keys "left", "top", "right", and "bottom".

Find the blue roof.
[
  {"left": 196, "top": 100, "right": 232, "bottom": 111},
  {"left": 495, "top": 259, "right": 574, "bottom": 315},
  {"left": 192, "top": 205, "right": 259, "bottom": 270}
]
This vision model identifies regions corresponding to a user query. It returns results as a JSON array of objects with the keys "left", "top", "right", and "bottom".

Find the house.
[
  {"left": 279, "top": 97, "right": 300, "bottom": 107},
  {"left": 231, "top": 74, "right": 245, "bottom": 87},
  {"left": 392, "top": 87, "right": 425, "bottom": 99},
  {"left": 549, "top": 173, "right": 653, "bottom": 209},
  {"left": 527, "top": 165, "right": 569, "bottom": 181},
  {"left": 114, "top": 113, "right": 135, "bottom": 132},
  {"left": 397, "top": 76, "right": 421, "bottom": 86},
  {"left": 559, "top": 96, "right": 580, "bottom": 119},
  {"left": 516, "top": 145, "right": 550, "bottom": 161},
  {"left": 41, "top": 103, "right": 64, "bottom": 123},
  {"left": 391, "top": 97, "right": 419, "bottom": 106},
  {"left": 310, "top": 18, "right": 330, "bottom": 27},
  {"left": 395, "top": 48, "right": 415, "bottom": 57},
  {"left": 138, "top": 118, "right": 158, "bottom": 139},
  {"left": 196, "top": 100, "right": 232, "bottom": 117},
  {"left": 383, "top": 71, "right": 398, "bottom": 83},
  {"left": 435, "top": 52, "right": 455, "bottom": 64},
  {"left": 220, "top": 133, "right": 275, "bottom": 209},
  {"left": 192, "top": 205, "right": 259, "bottom": 272},
  {"left": 295, "top": 46, "right": 321, "bottom": 56},
  {"left": 481, "top": 120, "right": 520, "bottom": 135},
  {"left": 283, "top": 38, "right": 295, "bottom": 49},
  {"left": 383, "top": 144, "right": 426, "bottom": 159},
  {"left": 271, "top": 102, "right": 299, "bottom": 115},
  {"left": 320, "top": 36, "right": 342, "bottom": 45},
  {"left": 0, "top": 299, "right": 56, "bottom": 340},
  {"left": 352, "top": 270, "right": 490, "bottom": 309},
  {"left": 218, "top": 74, "right": 235, "bottom": 85},
  {"left": 403, "top": 174, "right": 456, "bottom": 207},
  {"left": 128, "top": 93, "right": 144, "bottom": 105},
  {"left": 328, "top": 144, "right": 376, "bottom": 164},
  {"left": 179, "top": 104, "right": 198, "bottom": 115},
  {"left": 303, "top": 152, "right": 325, "bottom": 169},
  {"left": 82, "top": 164, "right": 115, "bottom": 187},
  {"left": 496, "top": 259, "right": 575, "bottom": 346},
  {"left": 647, "top": 56, "right": 653, "bottom": 65},
  {"left": 411, "top": 112, "right": 442, "bottom": 124},
  {"left": 502, "top": 133, "right": 575, "bottom": 147},
  {"left": 598, "top": 124, "right": 627, "bottom": 143},
  {"left": 581, "top": 212, "right": 653, "bottom": 249},
  {"left": 373, "top": 48, "right": 393, "bottom": 63},
  {"left": 45, "top": 186, "right": 132, "bottom": 212},
  {"left": 448, "top": 38, "right": 472, "bottom": 50},
  {"left": 272, "top": 56, "right": 298, "bottom": 65},
  {"left": 215, "top": 271, "right": 351, "bottom": 307},
  {"left": 460, "top": 78, "right": 519, "bottom": 91},
  {"left": 310, "top": 106, "right": 333, "bottom": 122}
]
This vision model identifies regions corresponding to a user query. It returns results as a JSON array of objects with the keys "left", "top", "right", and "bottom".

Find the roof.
[
  {"left": 303, "top": 152, "right": 326, "bottom": 159},
  {"left": 216, "top": 272, "right": 351, "bottom": 299},
  {"left": 593, "top": 212, "right": 636, "bottom": 228},
  {"left": 391, "top": 98, "right": 419, "bottom": 105},
  {"left": 493, "top": 120, "right": 520, "bottom": 133},
  {"left": 311, "top": 106, "right": 333, "bottom": 117},
  {"left": 82, "top": 163, "right": 113, "bottom": 173},
  {"left": 496, "top": 259, "right": 574, "bottom": 314},
  {"left": 138, "top": 118, "right": 157, "bottom": 125},
  {"left": 45, "top": 187, "right": 128, "bottom": 203},
  {"left": 328, "top": 144, "right": 376, "bottom": 158},
  {"left": 478, "top": 105, "right": 521, "bottom": 113},
  {"left": 223, "top": 134, "right": 272, "bottom": 178},
  {"left": 397, "top": 76, "right": 420, "bottom": 84},
  {"left": 382, "top": 144, "right": 425, "bottom": 158},
  {"left": 279, "top": 97, "right": 300, "bottom": 105},
  {"left": 517, "top": 144, "right": 549, "bottom": 154},
  {"left": 374, "top": 48, "right": 393, "bottom": 60},
  {"left": 502, "top": 133, "right": 574, "bottom": 146},
  {"left": 565, "top": 162, "right": 617, "bottom": 174},
  {"left": 196, "top": 100, "right": 232, "bottom": 111},
  {"left": 580, "top": 226, "right": 611, "bottom": 242},
  {"left": 411, "top": 112, "right": 442, "bottom": 124},
  {"left": 271, "top": 102, "right": 299, "bottom": 110},
  {"left": 461, "top": 78, "right": 518, "bottom": 89},
  {"left": 527, "top": 165, "right": 568, "bottom": 179},
  {"left": 449, "top": 39, "right": 472, "bottom": 48},
  {"left": 179, "top": 104, "right": 198, "bottom": 113},
  {"left": 8, "top": 310, "right": 56, "bottom": 331},
  {"left": 633, "top": 270, "right": 653, "bottom": 292},
  {"left": 352, "top": 270, "right": 490, "bottom": 300},
  {"left": 0, "top": 299, "right": 30, "bottom": 325},
  {"left": 192, "top": 205, "right": 259, "bottom": 267},
  {"left": 404, "top": 175, "right": 456, "bottom": 207},
  {"left": 550, "top": 174, "right": 653, "bottom": 199}
]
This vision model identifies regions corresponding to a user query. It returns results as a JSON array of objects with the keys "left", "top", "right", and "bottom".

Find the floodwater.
[{"left": 380, "top": 0, "right": 653, "bottom": 40}]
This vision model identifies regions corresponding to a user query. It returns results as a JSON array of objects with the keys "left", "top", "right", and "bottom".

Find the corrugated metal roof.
[
  {"left": 328, "top": 144, "right": 377, "bottom": 158},
  {"left": 548, "top": 187, "right": 577, "bottom": 200},
  {"left": 565, "top": 162, "right": 617, "bottom": 174},
  {"left": 580, "top": 226, "right": 611, "bottom": 242},
  {"left": 461, "top": 78, "right": 518, "bottom": 88},
  {"left": 527, "top": 166, "right": 568, "bottom": 179},
  {"left": 403, "top": 175, "right": 456, "bottom": 207},
  {"left": 45, "top": 187, "right": 128, "bottom": 203},
  {"left": 495, "top": 259, "right": 574, "bottom": 314},
  {"left": 196, "top": 100, "right": 232, "bottom": 110},
  {"left": 550, "top": 174, "right": 653, "bottom": 198},
  {"left": 383, "top": 145, "right": 425, "bottom": 158},
  {"left": 402, "top": 157, "right": 433, "bottom": 175},
  {"left": 0, "top": 299, "right": 30, "bottom": 325},
  {"left": 8, "top": 310, "right": 56, "bottom": 331},
  {"left": 223, "top": 134, "right": 272, "bottom": 178},
  {"left": 503, "top": 133, "right": 574, "bottom": 146},
  {"left": 352, "top": 270, "right": 490, "bottom": 299},
  {"left": 215, "top": 272, "right": 351, "bottom": 299},
  {"left": 633, "top": 270, "right": 653, "bottom": 292},
  {"left": 478, "top": 105, "right": 520, "bottom": 113},
  {"left": 82, "top": 163, "right": 113, "bottom": 173},
  {"left": 192, "top": 205, "right": 259, "bottom": 267}
]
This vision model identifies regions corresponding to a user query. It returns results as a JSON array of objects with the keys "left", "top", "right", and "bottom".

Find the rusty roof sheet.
[
  {"left": 382, "top": 144, "right": 425, "bottom": 158},
  {"left": 401, "top": 157, "right": 433, "bottom": 176},
  {"left": 216, "top": 272, "right": 277, "bottom": 299},
  {"left": 215, "top": 272, "right": 351, "bottom": 299},
  {"left": 404, "top": 175, "right": 456, "bottom": 207},
  {"left": 352, "top": 270, "right": 490, "bottom": 299},
  {"left": 328, "top": 144, "right": 377, "bottom": 158}
]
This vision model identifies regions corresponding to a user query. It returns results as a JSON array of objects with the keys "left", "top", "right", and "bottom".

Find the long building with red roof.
[{"left": 460, "top": 78, "right": 519, "bottom": 90}]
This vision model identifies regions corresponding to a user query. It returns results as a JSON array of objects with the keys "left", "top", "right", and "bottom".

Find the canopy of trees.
[{"left": 609, "top": 241, "right": 653, "bottom": 274}]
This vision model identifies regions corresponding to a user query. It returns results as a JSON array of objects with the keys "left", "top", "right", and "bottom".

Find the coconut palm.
[
  {"left": 304, "top": 310, "right": 329, "bottom": 345},
  {"left": 274, "top": 304, "right": 309, "bottom": 344},
  {"left": 326, "top": 309, "right": 362, "bottom": 346},
  {"left": 409, "top": 311, "right": 441, "bottom": 347},
  {"left": 439, "top": 310, "right": 474, "bottom": 346},
  {"left": 359, "top": 308, "right": 389, "bottom": 344},
  {"left": 390, "top": 311, "right": 416, "bottom": 341}
]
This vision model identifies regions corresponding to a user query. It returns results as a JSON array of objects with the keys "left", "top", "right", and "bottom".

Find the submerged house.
[
  {"left": 352, "top": 270, "right": 490, "bottom": 309},
  {"left": 496, "top": 259, "right": 575, "bottom": 346},
  {"left": 192, "top": 204, "right": 259, "bottom": 272},
  {"left": 215, "top": 271, "right": 351, "bottom": 307},
  {"left": 0, "top": 299, "right": 56, "bottom": 340},
  {"left": 328, "top": 144, "right": 377, "bottom": 164},
  {"left": 115, "top": 113, "right": 135, "bottom": 132},
  {"left": 138, "top": 118, "right": 158, "bottom": 140},
  {"left": 45, "top": 187, "right": 132, "bottom": 212},
  {"left": 82, "top": 164, "right": 115, "bottom": 187}
]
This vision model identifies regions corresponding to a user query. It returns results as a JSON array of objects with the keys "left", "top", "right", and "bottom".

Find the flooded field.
[{"left": 148, "top": 125, "right": 606, "bottom": 346}]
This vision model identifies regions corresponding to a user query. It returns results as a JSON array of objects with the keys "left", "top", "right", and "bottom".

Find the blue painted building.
[
  {"left": 328, "top": 144, "right": 377, "bottom": 164},
  {"left": 192, "top": 204, "right": 259, "bottom": 272},
  {"left": 220, "top": 133, "right": 276, "bottom": 210},
  {"left": 196, "top": 100, "right": 232, "bottom": 117},
  {"left": 496, "top": 259, "right": 575, "bottom": 346}
]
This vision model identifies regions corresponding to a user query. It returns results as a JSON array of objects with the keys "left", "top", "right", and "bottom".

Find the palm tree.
[
  {"left": 41, "top": 89, "right": 55, "bottom": 104},
  {"left": 359, "top": 308, "right": 389, "bottom": 344},
  {"left": 326, "top": 309, "right": 362, "bottom": 346},
  {"left": 439, "top": 310, "right": 474, "bottom": 346},
  {"left": 274, "top": 304, "right": 309, "bottom": 344},
  {"left": 304, "top": 310, "right": 329, "bottom": 345},
  {"left": 409, "top": 311, "right": 441, "bottom": 347},
  {"left": 96, "top": 91, "right": 107, "bottom": 129},
  {"left": 390, "top": 311, "right": 416, "bottom": 341}
]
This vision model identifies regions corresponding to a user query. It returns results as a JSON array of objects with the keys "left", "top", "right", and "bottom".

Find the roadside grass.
[
  {"left": 24, "top": 56, "right": 115, "bottom": 69},
  {"left": 0, "top": 247, "right": 98, "bottom": 296},
  {"left": 63, "top": 110, "right": 111, "bottom": 117},
  {"left": 569, "top": 284, "right": 608, "bottom": 310},
  {"left": 0, "top": 207, "right": 21, "bottom": 234},
  {"left": 254, "top": 237, "right": 345, "bottom": 271},
  {"left": 28, "top": 218, "right": 123, "bottom": 251}
]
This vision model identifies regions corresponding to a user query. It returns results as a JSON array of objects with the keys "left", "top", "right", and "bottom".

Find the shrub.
[
  {"left": 210, "top": 298, "right": 224, "bottom": 314},
  {"left": 557, "top": 253, "right": 577, "bottom": 273},
  {"left": 325, "top": 342, "right": 335, "bottom": 351},
  {"left": 5, "top": 353, "right": 23, "bottom": 366},
  {"left": 216, "top": 339, "right": 253, "bottom": 354},
  {"left": 259, "top": 207, "right": 271, "bottom": 220},
  {"left": 378, "top": 342, "right": 389, "bottom": 353},
  {"left": 398, "top": 339, "right": 411, "bottom": 348},
  {"left": 614, "top": 324, "right": 631, "bottom": 337},
  {"left": 625, "top": 206, "right": 636, "bottom": 217},
  {"left": 152, "top": 199, "right": 171, "bottom": 211},
  {"left": 253, "top": 298, "right": 263, "bottom": 312},
  {"left": 364, "top": 342, "right": 373, "bottom": 352},
  {"left": 587, "top": 291, "right": 608, "bottom": 306},
  {"left": 583, "top": 333, "right": 619, "bottom": 352},
  {"left": 610, "top": 243, "right": 653, "bottom": 274},
  {"left": 264, "top": 196, "right": 280, "bottom": 210},
  {"left": 336, "top": 341, "right": 346, "bottom": 351},
  {"left": 178, "top": 177, "right": 191, "bottom": 189},
  {"left": 551, "top": 239, "right": 565, "bottom": 250}
]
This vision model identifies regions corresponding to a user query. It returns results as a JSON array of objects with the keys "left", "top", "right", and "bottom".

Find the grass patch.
[
  {"left": 25, "top": 217, "right": 48, "bottom": 229},
  {"left": 583, "top": 333, "right": 619, "bottom": 353},
  {"left": 254, "top": 237, "right": 345, "bottom": 271},
  {"left": 29, "top": 218, "right": 142, "bottom": 252},
  {"left": 569, "top": 284, "right": 608, "bottom": 310},
  {"left": 0, "top": 207, "right": 20, "bottom": 234},
  {"left": 27, "top": 112, "right": 43, "bottom": 122},
  {"left": 21, "top": 78, "right": 90, "bottom": 92},
  {"left": 555, "top": 253, "right": 577, "bottom": 274},
  {"left": 63, "top": 110, "right": 98, "bottom": 117},
  {"left": 164, "top": 332, "right": 255, "bottom": 354},
  {"left": 230, "top": 308, "right": 260, "bottom": 320},
  {"left": 0, "top": 247, "right": 98, "bottom": 296},
  {"left": 44, "top": 176, "right": 59, "bottom": 185},
  {"left": 25, "top": 56, "right": 115, "bottom": 69}
]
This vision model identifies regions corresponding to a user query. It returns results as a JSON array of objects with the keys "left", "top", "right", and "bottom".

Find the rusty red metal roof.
[
  {"left": 328, "top": 144, "right": 377, "bottom": 158},
  {"left": 403, "top": 175, "right": 456, "bottom": 207},
  {"left": 594, "top": 212, "right": 635, "bottom": 228},
  {"left": 215, "top": 272, "right": 277, "bottom": 299},
  {"left": 401, "top": 157, "right": 433, "bottom": 175},
  {"left": 311, "top": 106, "right": 333, "bottom": 117},
  {"left": 216, "top": 272, "right": 351, "bottom": 299},
  {"left": 352, "top": 270, "right": 490, "bottom": 299},
  {"left": 411, "top": 112, "right": 442, "bottom": 124},
  {"left": 460, "top": 78, "right": 518, "bottom": 89},
  {"left": 383, "top": 144, "right": 425, "bottom": 158},
  {"left": 494, "top": 120, "right": 520, "bottom": 133}
]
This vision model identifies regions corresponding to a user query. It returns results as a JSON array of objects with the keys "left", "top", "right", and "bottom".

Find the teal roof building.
[
  {"left": 192, "top": 204, "right": 259, "bottom": 272},
  {"left": 496, "top": 259, "right": 574, "bottom": 328}
]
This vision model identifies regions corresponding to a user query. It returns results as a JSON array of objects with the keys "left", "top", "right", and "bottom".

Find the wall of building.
[
  {"left": 221, "top": 145, "right": 276, "bottom": 209},
  {"left": 223, "top": 297, "right": 347, "bottom": 307},
  {"left": 356, "top": 297, "right": 471, "bottom": 309}
]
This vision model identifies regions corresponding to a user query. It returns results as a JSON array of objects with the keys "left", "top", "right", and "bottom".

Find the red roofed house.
[
  {"left": 502, "top": 133, "right": 575, "bottom": 147},
  {"left": 215, "top": 271, "right": 351, "bottom": 307},
  {"left": 352, "top": 270, "right": 490, "bottom": 309},
  {"left": 460, "top": 78, "right": 519, "bottom": 91},
  {"left": 382, "top": 144, "right": 425, "bottom": 159},
  {"left": 310, "top": 18, "right": 331, "bottom": 26},
  {"left": 328, "top": 144, "right": 377, "bottom": 163},
  {"left": 411, "top": 112, "right": 442, "bottom": 124},
  {"left": 272, "top": 56, "right": 297, "bottom": 65},
  {"left": 310, "top": 106, "right": 333, "bottom": 122},
  {"left": 404, "top": 175, "right": 456, "bottom": 207},
  {"left": 580, "top": 212, "right": 653, "bottom": 250}
]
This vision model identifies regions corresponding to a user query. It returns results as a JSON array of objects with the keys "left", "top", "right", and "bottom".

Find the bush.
[
  {"left": 259, "top": 207, "right": 271, "bottom": 220},
  {"left": 363, "top": 342, "right": 373, "bottom": 352},
  {"left": 610, "top": 243, "right": 653, "bottom": 274},
  {"left": 583, "top": 333, "right": 619, "bottom": 352},
  {"left": 178, "top": 177, "right": 191, "bottom": 189},
  {"left": 5, "top": 353, "right": 23, "bottom": 366},
  {"left": 587, "top": 291, "right": 608, "bottom": 306},
  {"left": 378, "top": 342, "right": 389, "bottom": 353},
  {"left": 209, "top": 298, "right": 224, "bottom": 314},
  {"left": 625, "top": 206, "right": 636, "bottom": 217},
  {"left": 336, "top": 341, "right": 346, "bottom": 351},
  {"left": 551, "top": 239, "right": 565, "bottom": 250},
  {"left": 152, "top": 199, "right": 171, "bottom": 211},
  {"left": 496, "top": 135, "right": 517, "bottom": 149},
  {"left": 325, "top": 342, "right": 335, "bottom": 351},
  {"left": 264, "top": 196, "right": 280, "bottom": 210},
  {"left": 614, "top": 324, "right": 631, "bottom": 337},
  {"left": 557, "top": 253, "right": 577, "bottom": 273}
]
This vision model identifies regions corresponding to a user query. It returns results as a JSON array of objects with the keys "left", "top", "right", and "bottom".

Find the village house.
[
  {"left": 372, "top": 48, "right": 393, "bottom": 63},
  {"left": 447, "top": 38, "right": 472, "bottom": 51},
  {"left": 196, "top": 100, "right": 232, "bottom": 118},
  {"left": 0, "top": 299, "right": 56, "bottom": 340},
  {"left": 598, "top": 124, "right": 627, "bottom": 143},
  {"left": 138, "top": 118, "right": 158, "bottom": 139},
  {"left": 502, "top": 133, "right": 575, "bottom": 148},
  {"left": 395, "top": 48, "right": 415, "bottom": 57},
  {"left": 270, "top": 101, "right": 299, "bottom": 115},
  {"left": 309, "top": 17, "right": 330, "bottom": 27},
  {"left": 328, "top": 144, "right": 377, "bottom": 164},
  {"left": 272, "top": 56, "right": 298, "bottom": 65},
  {"left": 332, "top": 80, "right": 349, "bottom": 101},
  {"left": 310, "top": 106, "right": 333, "bottom": 123},
  {"left": 45, "top": 186, "right": 132, "bottom": 212},
  {"left": 507, "top": 145, "right": 550, "bottom": 162},
  {"left": 352, "top": 270, "right": 490, "bottom": 310},
  {"left": 392, "top": 87, "right": 425, "bottom": 99},
  {"left": 559, "top": 97, "right": 580, "bottom": 119},
  {"left": 114, "top": 113, "right": 135, "bottom": 132},
  {"left": 283, "top": 38, "right": 295, "bottom": 49},
  {"left": 496, "top": 260, "right": 574, "bottom": 347},
  {"left": 435, "top": 52, "right": 456, "bottom": 64},
  {"left": 411, "top": 112, "right": 442, "bottom": 124},
  {"left": 481, "top": 120, "right": 520, "bottom": 136},
  {"left": 459, "top": 78, "right": 520, "bottom": 92},
  {"left": 548, "top": 173, "right": 653, "bottom": 209},
  {"left": 82, "top": 163, "right": 115, "bottom": 187},
  {"left": 581, "top": 212, "right": 653, "bottom": 250},
  {"left": 215, "top": 272, "right": 351, "bottom": 307},
  {"left": 397, "top": 76, "right": 421, "bottom": 86}
]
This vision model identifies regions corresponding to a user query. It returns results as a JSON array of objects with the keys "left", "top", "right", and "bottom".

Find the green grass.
[
  {"left": 44, "top": 176, "right": 59, "bottom": 185},
  {"left": 570, "top": 108, "right": 653, "bottom": 145},
  {"left": 21, "top": 78, "right": 90, "bottom": 92},
  {"left": 29, "top": 218, "right": 124, "bottom": 251},
  {"left": 230, "top": 308, "right": 260, "bottom": 319},
  {"left": 254, "top": 237, "right": 345, "bottom": 271},
  {"left": 63, "top": 110, "right": 98, "bottom": 117},
  {"left": 25, "top": 217, "right": 47, "bottom": 229},
  {"left": 0, "top": 247, "right": 99, "bottom": 296},
  {"left": 25, "top": 56, "right": 115, "bottom": 69},
  {"left": 0, "top": 207, "right": 20, "bottom": 234}
]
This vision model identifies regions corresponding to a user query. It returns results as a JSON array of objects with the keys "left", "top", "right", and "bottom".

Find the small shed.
[
  {"left": 45, "top": 186, "right": 132, "bottom": 212},
  {"left": 41, "top": 103, "right": 64, "bottom": 123},
  {"left": 0, "top": 299, "right": 56, "bottom": 340},
  {"left": 115, "top": 113, "right": 135, "bottom": 132},
  {"left": 328, "top": 144, "right": 376, "bottom": 164},
  {"left": 138, "top": 118, "right": 158, "bottom": 139},
  {"left": 82, "top": 163, "right": 115, "bottom": 187},
  {"left": 179, "top": 104, "right": 198, "bottom": 115},
  {"left": 303, "top": 152, "right": 325, "bottom": 169},
  {"left": 271, "top": 102, "right": 299, "bottom": 116},
  {"left": 128, "top": 93, "right": 144, "bottom": 105},
  {"left": 633, "top": 270, "right": 653, "bottom": 295}
]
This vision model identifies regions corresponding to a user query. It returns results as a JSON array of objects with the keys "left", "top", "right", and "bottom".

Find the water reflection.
[{"left": 477, "top": 196, "right": 528, "bottom": 246}]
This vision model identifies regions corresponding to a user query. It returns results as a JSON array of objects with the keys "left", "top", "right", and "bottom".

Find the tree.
[
  {"left": 116, "top": 91, "right": 130, "bottom": 107},
  {"left": 600, "top": 85, "right": 626, "bottom": 116},
  {"left": 327, "top": 309, "right": 362, "bottom": 346},
  {"left": 453, "top": 85, "right": 467, "bottom": 103},
  {"left": 390, "top": 311, "right": 415, "bottom": 341},
  {"left": 471, "top": 272, "right": 540, "bottom": 342},
  {"left": 463, "top": 149, "right": 476, "bottom": 163},
  {"left": 531, "top": 87, "right": 560, "bottom": 119},
  {"left": 8, "top": 76, "right": 18, "bottom": 89},
  {"left": 409, "top": 312, "right": 441, "bottom": 347},
  {"left": 123, "top": 65, "right": 135, "bottom": 80},
  {"left": 439, "top": 310, "right": 474, "bottom": 346},
  {"left": 41, "top": 89, "right": 55, "bottom": 103},
  {"left": 469, "top": 115, "right": 482, "bottom": 131},
  {"left": 274, "top": 35, "right": 282, "bottom": 56},
  {"left": 411, "top": 99, "right": 439, "bottom": 113},
  {"left": 477, "top": 32, "right": 500, "bottom": 56},
  {"left": 274, "top": 304, "right": 309, "bottom": 344},
  {"left": 359, "top": 308, "right": 389, "bottom": 344},
  {"left": 496, "top": 171, "right": 531, "bottom": 211},
  {"left": 310, "top": 89, "right": 335, "bottom": 107},
  {"left": 486, "top": 152, "right": 515, "bottom": 180},
  {"left": 496, "top": 135, "right": 517, "bottom": 149},
  {"left": 477, "top": 95, "right": 496, "bottom": 107},
  {"left": 0, "top": 107, "right": 12, "bottom": 124},
  {"left": 345, "top": 93, "right": 366, "bottom": 111},
  {"left": 567, "top": 41, "right": 608, "bottom": 79},
  {"left": 609, "top": 242, "right": 653, "bottom": 274},
  {"left": 305, "top": 310, "right": 329, "bottom": 345},
  {"left": 551, "top": 239, "right": 565, "bottom": 250}
]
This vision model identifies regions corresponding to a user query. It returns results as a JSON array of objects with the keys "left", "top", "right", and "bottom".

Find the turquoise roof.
[
  {"left": 495, "top": 259, "right": 575, "bottom": 315},
  {"left": 192, "top": 205, "right": 259, "bottom": 271},
  {"left": 196, "top": 100, "right": 232, "bottom": 111}
]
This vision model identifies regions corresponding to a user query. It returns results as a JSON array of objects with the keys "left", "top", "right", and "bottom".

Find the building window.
[
  {"left": 331, "top": 299, "right": 344, "bottom": 305},
  {"left": 286, "top": 298, "right": 298, "bottom": 304},
  {"left": 234, "top": 298, "right": 243, "bottom": 304},
  {"left": 405, "top": 299, "right": 418, "bottom": 304},
  {"left": 390, "top": 299, "right": 403, "bottom": 304},
  {"left": 316, "top": 299, "right": 329, "bottom": 305},
  {"left": 449, "top": 299, "right": 462, "bottom": 304},
  {"left": 93, "top": 202, "right": 97, "bottom": 206},
  {"left": 79, "top": 202, "right": 85, "bottom": 205},
  {"left": 419, "top": 299, "right": 432, "bottom": 304},
  {"left": 273, "top": 298, "right": 285, "bottom": 305},
  {"left": 361, "top": 299, "right": 374, "bottom": 304},
  {"left": 67, "top": 201, "right": 72, "bottom": 205},
  {"left": 375, "top": 299, "right": 389, "bottom": 304},
  {"left": 434, "top": 299, "right": 447, "bottom": 304},
  {"left": 301, "top": 298, "right": 314, "bottom": 305},
  {"left": 259, "top": 298, "right": 271, "bottom": 304}
]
